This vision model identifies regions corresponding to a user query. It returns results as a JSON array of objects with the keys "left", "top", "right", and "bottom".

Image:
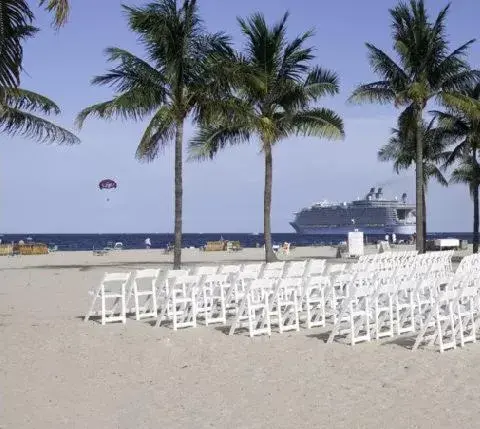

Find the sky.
[{"left": 1, "top": 0, "right": 479, "bottom": 233}]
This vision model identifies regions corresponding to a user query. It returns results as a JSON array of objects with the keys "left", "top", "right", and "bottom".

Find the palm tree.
[
  {"left": 189, "top": 12, "right": 344, "bottom": 262},
  {"left": 378, "top": 117, "right": 449, "bottom": 244},
  {"left": 350, "top": 0, "right": 479, "bottom": 253},
  {"left": 434, "top": 83, "right": 480, "bottom": 252},
  {"left": 450, "top": 158, "right": 480, "bottom": 252},
  {"left": 0, "top": 87, "right": 79, "bottom": 143},
  {"left": 76, "top": 0, "right": 231, "bottom": 268}
]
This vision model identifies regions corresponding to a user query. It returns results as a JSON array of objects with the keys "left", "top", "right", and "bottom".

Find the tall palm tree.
[
  {"left": 350, "top": 0, "right": 479, "bottom": 253},
  {"left": 450, "top": 158, "right": 480, "bottom": 252},
  {"left": 189, "top": 13, "right": 344, "bottom": 262},
  {"left": 378, "top": 117, "right": 449, "bottom": 244},
  {"left": 77, "top": 0, "right": 231, "bottom": 268},
  {"left": 0, "top": 87, "right": 79, "bottom": 143},
  {"left": 435, "top": 83, "right": 480, "bottom": 252}
]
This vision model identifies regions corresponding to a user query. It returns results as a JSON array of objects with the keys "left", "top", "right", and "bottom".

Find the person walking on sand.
[
  {"left": 392, "top": 233, "right": 397, "bottom": 245},
  {"left": 144, "top": 237, "right": 151, "bottom": 249},
  {"left": 385, "top": 233, "right": 389, "bottom": 243}
]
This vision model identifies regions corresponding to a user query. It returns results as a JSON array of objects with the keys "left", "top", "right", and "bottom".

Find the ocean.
[{"left": 0, "top": 232, "right": 473, "bottom": 251}]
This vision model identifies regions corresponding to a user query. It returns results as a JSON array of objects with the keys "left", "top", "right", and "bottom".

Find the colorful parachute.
[{"left": 99, "top": 179, "right": 117, "bottom": 190}]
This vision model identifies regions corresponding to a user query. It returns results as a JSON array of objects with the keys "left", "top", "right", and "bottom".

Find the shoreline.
[{"left": 0, "top": 244, "right": 472, "bottom": 271}]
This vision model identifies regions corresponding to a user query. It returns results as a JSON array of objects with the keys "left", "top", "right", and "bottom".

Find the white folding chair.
[
  {"left": 170, "top": 275, "right": 200, "bottom": 330},
  {"left": 200, "top": 274, "right": 228, "bottom": 326},
  {"left": 456, "top": 286, "right": 477, "bottom": 347},
  {"left": 246, "top": 279, "right": 273, "bottom": 337},
  {"left": 129, "top": 269, "right": 160, "bottom": 321},
  {"left": 275, "top": 278, "right": 301, "bottom": 333},
  {"left": 304, "top": 276, "right": 329, "bottom": 329},
  {"left": 84, "top": 272, "right": 132, "bottom": 325}
]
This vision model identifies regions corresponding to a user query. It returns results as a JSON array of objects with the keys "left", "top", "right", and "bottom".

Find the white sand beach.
[{"left": 2, "top": 248, "right": 480, "bottom": 429}]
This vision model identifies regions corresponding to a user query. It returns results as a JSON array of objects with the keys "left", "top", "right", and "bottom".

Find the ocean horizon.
[{"left": 0, "top": 232, "right": 473, "bottom": 251}]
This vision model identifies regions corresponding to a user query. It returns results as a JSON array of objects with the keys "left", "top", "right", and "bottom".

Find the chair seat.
[
  {"left": 104, "top": 292, "right": 124, "bottom": 298},
  {"left": 136, "top": 290, "right": 154, "bottom": 296}
]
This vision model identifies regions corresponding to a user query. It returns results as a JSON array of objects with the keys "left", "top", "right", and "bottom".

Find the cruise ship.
[{"left": 290, "top": 187, "right": 416, "bottom": 235}]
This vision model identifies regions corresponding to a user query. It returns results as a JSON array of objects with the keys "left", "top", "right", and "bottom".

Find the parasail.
[{"left": 99, "top": 179, "right": 117, "bottom": 190}]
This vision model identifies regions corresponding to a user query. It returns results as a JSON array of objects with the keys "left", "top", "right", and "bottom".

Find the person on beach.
[
  {"left": 144, "top": 237, "right": 151, "bottom": 249},
  {"left": 385, "top": 234, "right": 389, "bottom": 243},
  {"left": 392, "top": 233, "right": 397, "bottom": 245}
]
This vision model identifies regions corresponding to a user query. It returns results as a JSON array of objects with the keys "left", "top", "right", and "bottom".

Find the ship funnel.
[
  {"left": 376, "top": 187, "right": 383, "bottom": 199},
  {"left": 401, "top": 193, "right": 407, "bottom": 203}
]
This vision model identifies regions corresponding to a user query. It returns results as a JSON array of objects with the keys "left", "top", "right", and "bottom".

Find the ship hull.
[{"left": 290, "top": 223, "right": 416, "bottom": 236}]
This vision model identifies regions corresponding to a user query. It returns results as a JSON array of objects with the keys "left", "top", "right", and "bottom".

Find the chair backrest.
[
  {"left": 242, "top": 263, "right": 264, "bottom": 275},
  {"left": 202, "top": 274, "right": 229, "bottom": 286},
  {"left": 103, "top": 272, "right": 131, "bottom": 283},
  {"left": 284, "top": 260, "right": 307, "bottom": 278},
  {"left": 134, "top": 269, "right": 161, "bottom": 279},
  {"left": 262, "top": 261, "right": 285, "bottom": 279},
  {"left": 166, "top": 269, "right": 190, "bottom": 279},
  {"left": 193, "top": 265, "right": 219, "bottom": 276},
  {"left": 172, "top": 275, "right": 201, "bottom": 291},
  {"left": 218, "top": 264, "right": 242, "bottom": 275},
  {"left": 325, "top": 263, "right": 346, "bottom": 275},
  {"left": 306, "top": 259, "right": 326, "bottom": 276}
]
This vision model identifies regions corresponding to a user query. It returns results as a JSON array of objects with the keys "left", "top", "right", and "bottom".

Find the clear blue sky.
[{"left": 1, "top": 0, "right": 478, "bottom": 233}]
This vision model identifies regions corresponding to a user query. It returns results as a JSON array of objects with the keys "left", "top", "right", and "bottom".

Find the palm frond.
[
  {"left": 135, "top": 106, "right": 176, "bottom": 161},
  {"left": 365, "top": 43, "right": 408, "bottom": 88},
  {"left": 442, "top": 92, "right": 480, "bottom": 121},
  {"left": 92, "top": 47, "right": 167, "bottom": 95},
  {"left": 349, "top": 81, "right": 396, "bottom": 105},
  {"left": 303, "top": 67, "right": 339, "bottom": 99},
  {"left": 283, "top": 108, "right": 345, "bottom": 140},
  {"left": 0, "top": 0, "right": 37, "bottom": 88},
  {"left": 39, "top": 0, "right": 70, "bottom": 29},
  {"left": 0, "top": 106, "right": 79, "bottom": 144},
  {"left": 2, "top": 88, "right": 60, "bottom": 114},
  {"left": 188, "top": 123, "right": 252, "bottom": 160},
  {"left": 76, "top": 89, "right": 157, "bottom": 128}
]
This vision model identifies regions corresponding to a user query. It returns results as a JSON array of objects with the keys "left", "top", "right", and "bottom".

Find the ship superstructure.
[{"left": 290, "top": 187, "right": 416, "bottom": 235}]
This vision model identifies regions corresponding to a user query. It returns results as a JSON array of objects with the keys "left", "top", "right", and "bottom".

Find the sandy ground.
[{"left": 2, "top": 247, "right": 480, "bottom": 428}]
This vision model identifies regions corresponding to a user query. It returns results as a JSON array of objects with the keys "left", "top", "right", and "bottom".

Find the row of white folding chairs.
[
  {"left": 156, "top": 272, "right": 332, "bottom": 335},
  {"left": 456, "top": 253, "right": 480, "bottom": 275},
  {"left": 83, "top": 259, "right": 330, "bottom": 326},
  {"left": 327, "top": 267, "right": 478, "bottom": 350}
]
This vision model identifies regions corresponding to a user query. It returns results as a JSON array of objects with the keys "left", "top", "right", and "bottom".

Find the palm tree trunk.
[
  {"left": 173, "top": 119, "right": 184, "bottom": 269},
  {"left": 263, "top": 143, "right": 276, "bottom": 262},
  {"left": 415, "top": 106, "right": 425, "bottom": 253},
  {"left": 422, "top": 184, "right": 427, "bottom": 249},
  {"left": 473, "top": 185, "right": 479, "bottom": 254}
]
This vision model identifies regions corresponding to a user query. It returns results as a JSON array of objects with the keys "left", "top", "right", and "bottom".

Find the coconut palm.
[
  {"left": 76, "top": 0, "right": 231, "bottom": 268},
  {"left": 450, "top": 158, "right": 480, "bottom": 252},
  {"left": 189, "top": 12, "right": 344, "bottom": 262},
  {"left": 350, "top": 0, "right": 479, "bottom": 253},
  {"left": 0, "top": 87, "right": 79, "bottom": 144},
  {"left": 435, "top": 83, "right": 480, "bottom": 252},
  {"left": 378, "top": 117, "right": 449, "bottom": 244}
]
